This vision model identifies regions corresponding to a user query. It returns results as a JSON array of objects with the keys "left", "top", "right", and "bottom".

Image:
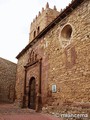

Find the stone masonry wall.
[
  {"left": 45, "top": 0, "right": 90, "bottom": 106},
  {"left": 0, "top": 57, "right": 17, "bottom": 103},
  {"left": 16, "top": 0, "right": 90, "bottom": 117},
  {"left": 42, "top": 0, "right": 90, "bottom": 119}
]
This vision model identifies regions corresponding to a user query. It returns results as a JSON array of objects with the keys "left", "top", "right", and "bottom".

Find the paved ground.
[{"left": 0, "top": 103, "right": 62, "bottom": 120}]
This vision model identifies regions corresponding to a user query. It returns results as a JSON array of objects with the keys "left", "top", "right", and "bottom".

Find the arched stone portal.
[
  {"left": 23, "top": 57, "right": 42, "bottom": 111},
  {"left": 28, "top": 77, "right": 36, "bottom": 109}
]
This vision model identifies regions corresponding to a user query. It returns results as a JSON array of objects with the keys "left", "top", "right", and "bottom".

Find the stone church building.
[{"left": 15, "top": 0, "right": 90, "bottom": 114}]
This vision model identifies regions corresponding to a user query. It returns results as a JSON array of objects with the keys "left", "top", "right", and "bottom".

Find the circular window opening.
[{"left": 61, "top": 25, "right": 72, "bottom": 40}]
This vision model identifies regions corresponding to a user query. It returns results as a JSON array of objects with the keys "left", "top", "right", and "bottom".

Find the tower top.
[
  {"left": 31, "top": 2, "right": 59, "bottom": 24},
  {"left": 29, "top": 2, "right": 60, "bottom": 42}
]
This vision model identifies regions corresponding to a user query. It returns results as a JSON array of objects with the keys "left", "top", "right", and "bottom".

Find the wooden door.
[{"left": 28, "top": 78, "right": 36, "bottom": 109}]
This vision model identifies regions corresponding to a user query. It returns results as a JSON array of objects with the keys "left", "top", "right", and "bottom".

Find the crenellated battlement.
[
  {"left": 29, "top": 2, "right": 60, "bottom": 42},
  {"left": 31, "top": 2, "right": 58, "bottom": 25}
]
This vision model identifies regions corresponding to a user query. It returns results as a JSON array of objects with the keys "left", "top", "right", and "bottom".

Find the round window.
[{"left": 61, "top": 24, "right": 72, "bottom": 47}]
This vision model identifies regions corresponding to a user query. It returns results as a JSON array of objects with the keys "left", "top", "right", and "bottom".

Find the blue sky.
[{"left": 0, "top": 0, "right": 72, "bottom": 63}]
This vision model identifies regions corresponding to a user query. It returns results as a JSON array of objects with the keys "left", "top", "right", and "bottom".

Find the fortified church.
[{"left": 15, "top": 0, "right": 90, "bottom": 115}]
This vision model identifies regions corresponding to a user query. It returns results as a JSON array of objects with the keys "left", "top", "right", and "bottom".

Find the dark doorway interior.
[{"left": 28, "top": 77, "right": 36, "bottom": 109}]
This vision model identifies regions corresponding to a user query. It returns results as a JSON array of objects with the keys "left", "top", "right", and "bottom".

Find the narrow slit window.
[
  {"left": 34, "top": 31, "right": 36, "bottom": 38},
  {"left": 37, "top": 26, "right": 40, "bottom": 34}
]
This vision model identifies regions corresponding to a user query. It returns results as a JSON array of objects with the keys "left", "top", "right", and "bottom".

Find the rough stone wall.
[
  {"left": 45, "top": 0, "right": 90, "bottom": 106},
  {"left": 42, "top": 0, "right": 90, "bottom": 118},
  {"left": 16, "top": 0, "right": 90, "bottom": 116},
  {"left": 0, "top": 57, "right": 17, "bottom": 103}
]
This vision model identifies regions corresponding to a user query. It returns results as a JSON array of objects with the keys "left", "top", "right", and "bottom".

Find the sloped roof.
[{"left": 16, "top": 0, "right": 84, "bottom": 59}]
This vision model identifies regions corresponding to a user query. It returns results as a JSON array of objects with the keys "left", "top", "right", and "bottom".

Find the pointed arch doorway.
[{"left": 28, "top": 77, "right": 36, "bottom": 109}]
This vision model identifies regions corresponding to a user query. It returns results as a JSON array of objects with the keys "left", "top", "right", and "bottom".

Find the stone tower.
[{"left": 29, "top": 2, "right": 60, "bottom": 42}]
